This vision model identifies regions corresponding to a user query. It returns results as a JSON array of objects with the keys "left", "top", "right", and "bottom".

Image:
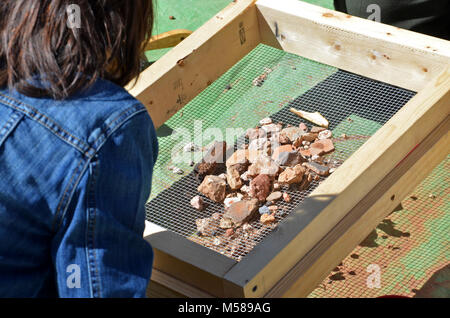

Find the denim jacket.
[{"left": 0, "top": 79, "right": 158, "bottom": 297}]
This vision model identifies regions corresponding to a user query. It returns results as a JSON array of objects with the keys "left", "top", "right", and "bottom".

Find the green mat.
[{"left": 150, "top": 44, "right": 337, "bottom": 201}]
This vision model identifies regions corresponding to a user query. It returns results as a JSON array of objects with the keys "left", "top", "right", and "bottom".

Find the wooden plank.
[
  {"left": 128, "top": 0, "right": 260, "bottom": 129},
  {"left": 147, "top": 269, "right": 213, "bottom": 298},
  {"left": 266, "top": 115, "right": 450, "bottom": 297},
  {"left": 256, "top": 0, "right": 450, "bottom": 92},
  {"left": 145, "top": 29, "right": 193, "bottom": 51},
  {"left": 223, "top": 67, "right": 450, "bottom": 297},
  {"left": 145, "top": 229, "right": 237, "bottom": 297}
]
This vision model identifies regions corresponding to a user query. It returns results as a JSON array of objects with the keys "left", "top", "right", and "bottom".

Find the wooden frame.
[{"left": 131, "top": 0, "right": 450, "bottom": 297}]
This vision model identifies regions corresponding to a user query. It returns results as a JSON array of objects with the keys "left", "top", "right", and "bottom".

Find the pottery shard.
[
  {"left": 278, "top": 164, "right": 305, "bottom": 184},
  {"left": 305, "top": 162, "right": 330, "bottom": 176},
  {"left": 197, "top": 175, "right": 227, "bottom": 202},
  {"left": 279, "top": 127, "right": 307, "bottom": 143},
  {"left": 250, "top": 174, "right": 272, "bottom": 201},
  {"left": 309, "top": 139, "right": 335, "bottom": 156},
  {"left": 247, "top": 155, "right": 280, "bottom": 177},
  {"left": 196, "top": 217, "right": 218, "bottom": 236},
  {"left": 190, "top": 195, "right": 205, "bottom": 211},
  {"left": 223, "top": 198, "right": 259, "bottom": 227},
  {"left": 266, "top": 191, "right": 282, "bottom": 202},
  {"left": 226, "top": 165, "right": 243, "bottom": 190}
]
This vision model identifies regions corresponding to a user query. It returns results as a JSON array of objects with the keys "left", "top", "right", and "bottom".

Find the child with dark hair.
[{"left": 0, "top": 1, "right": 157, "bottom": 297}]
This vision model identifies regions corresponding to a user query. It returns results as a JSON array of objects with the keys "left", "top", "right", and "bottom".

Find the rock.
[
  {"left": 194, "top": 161, "right": 219, "bottom": 183},
  {"left": 260, "top": 213, "right": 276, "bottom": 225},
  {"left": 218, "top": 173, "right": 227, "bottom": 180},
  {"left": 283, "top": 192, "right": 291, "bottom": 202},
  {"left": 240, "top": 184, "right": 250, "bottom": 194},
  {"left": 250, "top": 174, "right": 272, "bottom": 201},
  {"left": 266, "top": 191, "right": 283, "bottom": 202},
  {"left": 299, "top": 123, "right": 308, "bottom": 131},
  {"left": 292, "top": 132, "right": 318, "bottom": 148},
  {"left": 309, "top": 139, "right": 335, "bottom": 156},
  {"left": 240, "top": 171, "right": 250, "bottom": 182},
  {"left": 242, "top": 223, "right": 253, "bottom": 232},
  {"left": 311, "top": 126, "right": 326, "bottom": 134},
  {"left": 226, "top": 149, "right": 249, "bottom": 168},
  {"left": 246, "top": 128, "right": 265, "bottom": 140},
  {"left": 183, "top": 142, "right": 201, "bottom": 152},
  {"left": 224, "top": 196, "right": 242, "bottom": 208},
  {"left": 196, "top": 217, "right": 218, "bottom": 236},
  {"left": 268, "top": 205, "right": 278, "bottom": 212},
  {"left": 204, "top": 141, "right": 228, "bottom": 164},
  {"left": 211, "top": 213, "right": 222, "bottom": 220},
  {"left": 318, "top": 130, "right": 332, "bottom": 140},
  {"left": 248, "top": 137, "right": 268, "bottom": 151},
  {"left": 225, "top": 228, "right": 235, "bottom": 237},
  {"left": 172, "top": 167, "right": 184, "bottom": 175},
  {"left": 247, "top": 155, "right": 280, "bottom": 177},
  {"left": 278, "top": 164, "right": 305, "bottom": 184},
  {"left": 226, "top": 165, "right": 243, "bottom": 190},
  {"left": 259, "top": 205, "right": 271, "bottom": 215},
  {"left": 305, "top": 162, "right": 330, "bottom": 176},
  {"left": 273, "top": 183, "right": 280, "bottom": 190},
  {"left": 197, "top": 175, "right": 227, "bottom": 202},
  {"left": 223, "top": 199, "right": 260, "bottom": 227},
  {"left": 275, "top": 150, "right": 305, "bottom": 167},
  {"left": 279, "top": 127, "right": 307, "bottom": 143},
  {"left": 260, "top": 123, "right": 281, "bottom": 135},
  {"left": 259, "top": 117, "right": 273, "bottom": 126},
  {"left": 219, "top": 218, "right": 233, "bottom": 229},
  {"left": 190, "top": 196, "right": 205, "bottom": 211}
]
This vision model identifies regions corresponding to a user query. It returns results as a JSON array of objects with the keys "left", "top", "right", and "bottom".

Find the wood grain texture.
[
  {"left": 128, "top": 0, "right": 260, "bottom": 129},
  {"left": 256, "top": 0, "right": 450, "bottom": 92},
  {"left": 224, "top": 67, "right": 450, "bottom": 297}
]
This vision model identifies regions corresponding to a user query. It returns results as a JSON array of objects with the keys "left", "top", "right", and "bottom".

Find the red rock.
[
  {"left": 299, "top": 123, "right": 308, "bottom": 131},
  {"left": 278, "top": 164, "right": 305, "bottom": 184},
  {"left": 309, "top": 139, "right": 335, "bottom": 156},
  {"left": 225, "top": 228, "right": 235, "bottom": 237},
  {"left": 226, "top": 149, "right": 249, "bottom": 167},
  {"left": 223, "top": 199, "right": 259, "bottom": 226},
  {"left": 226, "top": 165, "right": 243, "bottom": 190},
  {"left": 279, "top": 127, "right": 307, "bottom": 143},
  {"left": 247, "top": 155, "right": 280, "bottom": 177},
  {"left": 250, "top": 174, "right": 272, "bottom": 201},
  {"left": 260, "top": 213, "right": 276, "bottom": 225},
  {"left": 197, "top": 175, "right": 227, "bottom": 202}
]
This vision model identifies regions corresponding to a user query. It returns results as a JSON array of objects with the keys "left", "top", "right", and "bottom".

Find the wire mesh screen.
[
  {"left": 309, "top": 156, "right": 449, "bottom": 298},
  {"left": 146, "top": 44, "right": 416, "bottom": 262}
]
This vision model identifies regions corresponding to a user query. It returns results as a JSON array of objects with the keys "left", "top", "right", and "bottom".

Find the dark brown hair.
[{"left": 0, "top": 0, "right": 153, "bottom": 99}]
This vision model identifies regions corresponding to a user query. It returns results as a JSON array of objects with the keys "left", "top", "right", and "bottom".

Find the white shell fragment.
[{"left": 289, "top": 108, "right": 329, "bottom": 128}]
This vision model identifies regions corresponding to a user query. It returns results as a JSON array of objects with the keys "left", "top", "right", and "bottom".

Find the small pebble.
[
  {"left": 189, "top": 161, "right": 195, "bottom": 167},
  {"left": 341, "top": 133, "right": 348, "bottom": 139},
  {"left": 213, "top": 238, "right": 222, "bottom": 246},
  {"left": 429, "top": 194, "right": 436, "bottom": 199},
  {"left": 311, "top": 154, "right": 320, "bottom": 161},
  {"left": 173, "top": 167, "right": 184, "bottom": 175},
  {"left": 268, "top": 205, "right": 278, "bottom": 212},
  {"left": 259, "top": 117, "right": 273, "bottom": 126},
  {"left": 318, "top": 130, "right": 332, "bottom": 140},
  {"left": 183, "top": 142, "right": 201, "bottom": 152},
  {"left": 243, "top": 223, "right": 253, "bottom": 232},
  {"left": 283, "top": 192, "right": 291, "bottom": 202},
  {"left": 260, "top": 213, "right": 276, "bottom": 225},
  {"left": 273, "top": 183, "right": 281, "bottom": 190},
  {"left": 259, "top": 206, "right": 271, "bottom": 215},
  {"left": 225, "top": 228, "right": 235, "bottom": 237},
  {"left": 169, "top": 15, "right": 176, "bottom": 20}
]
